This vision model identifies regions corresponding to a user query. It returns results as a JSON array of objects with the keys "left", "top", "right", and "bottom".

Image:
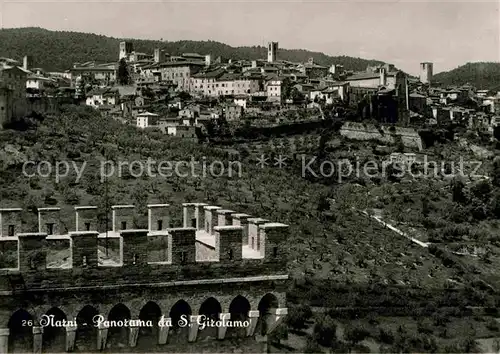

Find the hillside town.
[{"left": 1, "top": 41, "right": 499, "bottom": 139}]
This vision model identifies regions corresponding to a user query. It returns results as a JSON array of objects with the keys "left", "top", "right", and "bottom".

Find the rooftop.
[
  {"left": 158, "top": 61, "right": 205, "bottom": 68},
  {"left": 137, "top": 111, "right": 159, "bottom": 117},
  {"left": 192, "top": 68, "right": 225, "bottom": 79},
  {"left": 182, "top": 53, "right": 205, "bottom": 58},
  {"left": 346, "top": 71, "right": 398, "bottom": 81}
]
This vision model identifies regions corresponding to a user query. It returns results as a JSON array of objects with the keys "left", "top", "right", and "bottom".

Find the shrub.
[
  {"left": 304, "top": 335, "right": 322, "bottom": 353},
  {"left": 345, "top": 325, "right": 370, "bottom": 346},
  {"left": 377, "top": 328, "right": 395, "bottom": 344},
  {"left": 313, "top": 314, "right": 337, "bottom": 347},
  {"left": 287, "top": 305, "right": 310, "bottom": 331},
  {"left": 486, "top": 318, "right": 499, "bottom": 331}
]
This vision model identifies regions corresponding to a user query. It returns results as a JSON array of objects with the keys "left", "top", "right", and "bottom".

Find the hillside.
[
  {"left": 0, "top": 106, "right": 464, "bottom": 291},
  {"left": 0, "top": 27, "right": 387, "bottom": 71},
  {"left": 3, "top": 106, "right": 500, "bottom": 351},
  {"left": 433, "top": 62, "right": 500, "bottom": 90}
]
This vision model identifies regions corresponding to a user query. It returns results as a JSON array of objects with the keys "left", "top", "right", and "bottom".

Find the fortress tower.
[
  {"left": 22, "top": 55, "right": 33, "bottom": 71},
  {"left": 119, "top": 41, "right": 134, "bottom": 61},
  {"left": 0, "top": 203, "right": 289, "bottom": 353},
  {"left": 154, "top": 48, "right": 167, "bottom": 63},
  {"left": 419, "top": 62, "right": 433, "bottom": 85},
  {"left": 267, "top": 42, "right": 278, "bottom": 63}
]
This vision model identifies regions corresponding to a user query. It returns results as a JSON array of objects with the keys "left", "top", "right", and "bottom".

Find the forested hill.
[
  {"left": 433, "top": 62, "right": 500, "bottom": 90},
  {"left": 1, "top": 27, "right": 387, "bottom": 72}
]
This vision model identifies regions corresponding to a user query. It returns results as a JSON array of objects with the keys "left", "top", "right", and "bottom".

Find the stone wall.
[{"left": 340, "top": 122, "right": 423, "bottom": 151}]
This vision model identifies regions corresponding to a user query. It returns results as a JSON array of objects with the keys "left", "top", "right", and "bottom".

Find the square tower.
[
  {"left": 419, "top": 62, "right": 433, "bottom": 85},
  {"left": 267, "top": 42, "right": 278, "bottom": 63},
  {"left": 119, "top": 41, "right": 134, "bottom": 60},
  {"left": 154, "top": 48, "right": 166, "bottom": 63},
  {"left": 23, "top": 55, "right": 33, "bottom": 71}
]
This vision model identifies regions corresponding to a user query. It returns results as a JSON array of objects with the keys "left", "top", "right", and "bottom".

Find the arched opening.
[
  {"left": 106, "top": 304, "right": 131, "bottom": 350},
  {"left": 42, "top": 307, "right": 67, "bottom": 352},
  {"left": 8, "top": 309, "right": 33, "bottom": 353},
  {"left": 168, "top": 300, "right": 191, "bottom": 344},
  {"left": 227, "top": 295, "right": 251, "bottom": 338},
  {"left": 256, "top": 293, "right": 279, "bottom": 336},
  {"left": 198, "top": 297, "right": 222, "bottom": 341},
  {"left": 136, "top": 301, "right": 161, "bottom": 350},
  {"left": 74, "top": 305, "right": 98, "bottom": 352}
]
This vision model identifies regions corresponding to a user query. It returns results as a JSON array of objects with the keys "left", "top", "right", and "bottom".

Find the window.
[
  {"left": 8, "top": 225, "right": 14, "bottom": 236},
  {"left": 121, "top": 221, "right": 127, "bottom": 230},
  {"left": 273, "top": 247, "right": 278, "bottom": 257},
  {"left": 85, "top": 223, "right": 91, "bottom": 231},
  {"left": 180, "top": 251, "right": 187, "bottom": 264},
  {"left": 46, "top": 223, "right": 54, "bottom": 235},
  {"left": 157, "top": 220, "right": 163, "bottom": 230}
]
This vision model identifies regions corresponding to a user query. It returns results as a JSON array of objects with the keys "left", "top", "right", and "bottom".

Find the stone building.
[
  {"left": 157, "top": 62, "right": 205, "bottom": 92},
  {"left": 0, "top": 203, "right": 289, "bottom": 352},
  {"left": 0, "top": 65, "right": 28, "bottom": 127}
]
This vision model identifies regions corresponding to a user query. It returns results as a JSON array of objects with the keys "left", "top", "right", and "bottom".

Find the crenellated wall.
[
  {"left": 0, "top": 202, "right": 289, "bottom": 353},
  {"left": 0, "top": 202, "right": 288, "bottom": 288}
]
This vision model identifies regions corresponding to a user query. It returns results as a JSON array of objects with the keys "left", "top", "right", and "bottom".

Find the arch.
[
  {"left": 8, "top": 309, "right": 33, "bottom": 353},
  {"left": 74, "top": 305, "right": 99, "bottom": 352},
  {"left": 198, "top": 297, "right": 222, "bottom": 315},
  {"left": 34, "top": 302, "right": 75, "bottom": 324},
  {"left": 168, "top": 300, "right": 192, "bottom": 344},
  {"left": 258, "top": 293, "right": 279, "bottom": 312},
  {"left": 256, "top": 293, "right": 279, "bottom": 336},
  {"left": 136, "top": 301, "right": 162, "bottom": 349},
  {"left": 106, "top": 303, "right": 131, "bottom": 349},
  {"left": 42, "top": 307, "right": 67, "bottom": 352},
  {"left": 198, "top": 297, "right": 222, "bottom": 341},
  {"left": 227, "top": 295, "right": 251, "bottom": 338}
]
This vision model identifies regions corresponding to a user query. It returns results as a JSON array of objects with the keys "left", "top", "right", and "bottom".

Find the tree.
[
  {"left": 451, "top": 178, "right": 467, "bottom": 204},
  {"left": 313, "top": 315, "right": 337, "bottom": 347},
  {"left": 493, "top": 338, "right": 500, "bottom": 353},
  {"left": 494, "top": 126, "right": 500, "bottom": 141},
  {"left": 177, "top": 91, "right": 192, "bottom": 101},
  {"left": 287, "top": 305, "right": 312, "bottom": 331},
  {"left": 142, "top": 86, "right": 156, "bottom": 100},
  {"left": 304, "top": 335, "right": 322, "bottom": 353},
  {"left": 345, "top": 325, "right": 370, "bottom": 348},
  {"left": 117, "top": 58, "right": 131, "bottom": 85},
  {"left": 269, "top": 322, "right": 288, "bottom": 345},
  {"left": 421, "top": 195, "right": 430, "bottom": 217},
  {"left": 492, "top": 157, "right": 500, "bottom": 188},
  {"left": 459, "top": 337, "right": 481, "bottom": 353}
]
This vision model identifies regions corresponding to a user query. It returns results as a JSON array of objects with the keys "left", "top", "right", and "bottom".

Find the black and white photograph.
[{"left": 0, "top": 0, "right": 499, "bottom": 352}]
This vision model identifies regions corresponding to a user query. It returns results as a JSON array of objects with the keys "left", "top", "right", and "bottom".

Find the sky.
[{"left": 0, "top": 0, "right": 498, "bottom": 75}]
